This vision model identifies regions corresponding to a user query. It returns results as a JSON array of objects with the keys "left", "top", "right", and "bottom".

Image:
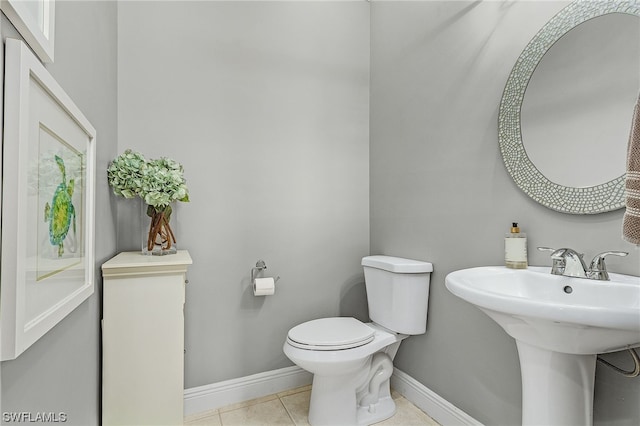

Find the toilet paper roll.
[{"left": 253, "top": 277, "right": 275, "bottom": 296}]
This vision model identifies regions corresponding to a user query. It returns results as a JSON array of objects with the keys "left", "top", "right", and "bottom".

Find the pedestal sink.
[{"left": 445, "top": 266, "right": 640, "bottom": 426}]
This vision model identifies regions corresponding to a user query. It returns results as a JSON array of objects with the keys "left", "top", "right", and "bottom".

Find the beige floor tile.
[
  {"left": 375, "top": 396, "right": 440, "bottom": 426},
  {"left": 276, "top": 384, "right": 312, "bottom": 398},
  {"left": 218, "top": 393, "right": 279, "bottom": 413},
  {"left": 280, "top": 389, "right": 311, "bottom": 426},
  {"left": 219, "top": 399, "right": 295, "bottom": 426},
  {"left": 186, "top": 386, "right": 440, "bottom": 426},
  {"left": 184, "top": 410, "right": 222, "bottom": 426}
]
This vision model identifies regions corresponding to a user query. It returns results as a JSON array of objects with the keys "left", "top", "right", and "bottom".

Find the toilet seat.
[{"left": 287, "top": 317, "right": 375, "bottom": 350}]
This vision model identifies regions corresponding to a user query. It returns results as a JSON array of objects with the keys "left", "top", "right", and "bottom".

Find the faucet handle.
[
  {"left": 537, "top": 247, "right": 565, "bottom": 275},
  {"left": 588, "top": 251, "right": 629, "bottom": 281},
  {"left": 549, "top": 248, "right": 587, "bottom": 278},
  {"left": 537, "top": 247, "right": 556, "bottom": 253}
]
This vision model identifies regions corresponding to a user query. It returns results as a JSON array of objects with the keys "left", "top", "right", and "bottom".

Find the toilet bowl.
[
  {"left": 283, "top": 318, "right": 406, "bottom": 425},
  {"left": 283, "top": 256, "right": 433, "bottom": 426}
]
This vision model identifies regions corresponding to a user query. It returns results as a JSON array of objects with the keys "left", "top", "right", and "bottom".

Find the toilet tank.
[{"left": 362, "top": 256, "right": 433, "bottom": 335}]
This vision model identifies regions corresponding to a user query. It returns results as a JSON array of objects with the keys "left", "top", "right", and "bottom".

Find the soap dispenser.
[{"left": 505, "top": 222, "right": 527, "bottom": 269}]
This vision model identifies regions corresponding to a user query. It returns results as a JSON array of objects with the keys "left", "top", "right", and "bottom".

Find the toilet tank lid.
[{"left": 362, "top": 255, "right": 433, "bottom": 273}]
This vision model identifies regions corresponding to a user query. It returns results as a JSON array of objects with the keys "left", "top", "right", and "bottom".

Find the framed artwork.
[
  {"left": 0, "top": 6, "right": 3, "bottom": 386},
  {"left": 1, "top": 38, "right": 96, "bottom": 360},
  {"left": 0, "top": 0, "right": 55, "bottom": 63}
]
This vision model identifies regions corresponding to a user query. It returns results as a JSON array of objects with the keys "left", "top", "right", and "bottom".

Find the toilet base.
[
  {"left": 308, "top": 369, "right": 363, "bottom": 426},
  {"left": 356, "top": 395, "right": 396, "bottom": 425},
  {"left": 307, "top": 368, "right": 397, "bottom": 426}
]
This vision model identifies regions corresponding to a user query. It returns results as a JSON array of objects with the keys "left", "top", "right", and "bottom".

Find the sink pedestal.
[
  {"left": 445, "top": 266, "right": 640, "bottom": 426},
  {"left": 516, "top": 341, "right": 596, "bottom": 426}
]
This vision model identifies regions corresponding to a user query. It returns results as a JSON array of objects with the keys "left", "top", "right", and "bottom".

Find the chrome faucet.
[
  {"left": 587, "top": 251, "right": 629, "bottom": 281},
  {"left": 537, "top": 247, "right": 574, "bottom": 275},
  {"left": 537, "top": 247, "right": 628, "bottom": 281}
]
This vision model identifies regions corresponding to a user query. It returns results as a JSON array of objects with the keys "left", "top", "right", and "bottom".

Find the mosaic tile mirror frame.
[{"left": 498, "top": 0, "right": 640, "bottom": 214}]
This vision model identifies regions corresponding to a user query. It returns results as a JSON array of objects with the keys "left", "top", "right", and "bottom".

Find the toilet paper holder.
[{"left": 251, "top": 260, "right": 280, "bottom": 284}]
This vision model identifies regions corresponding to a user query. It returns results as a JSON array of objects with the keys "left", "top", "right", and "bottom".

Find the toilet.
[{"left": 283, "top": 255, "right": 433, "bottom": 426}]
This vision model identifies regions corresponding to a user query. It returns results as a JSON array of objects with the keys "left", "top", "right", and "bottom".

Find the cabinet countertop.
[{"left": 102, "top": 250, "right": 192, "bottom": 277}]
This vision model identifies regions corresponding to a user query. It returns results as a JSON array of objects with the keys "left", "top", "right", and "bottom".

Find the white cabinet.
[{"left": 101, "top": 251, "right": 192, "bottom": 425}]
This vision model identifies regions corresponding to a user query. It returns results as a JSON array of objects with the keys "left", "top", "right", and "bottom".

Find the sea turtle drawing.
[{"left": 44, "top": 155, "right": 76, "bottom": 257}]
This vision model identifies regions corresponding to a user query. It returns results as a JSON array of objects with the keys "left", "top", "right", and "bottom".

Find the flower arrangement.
[{"left": 108, "top": 149, "right": 189, "bottom": 254}]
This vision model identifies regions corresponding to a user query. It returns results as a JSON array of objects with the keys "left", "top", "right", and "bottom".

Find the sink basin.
[
  {"left": 445, "top": 266, "right": 640, "bottom": 354},
  {"left": 445, "top": 266, "right": 640, "bottom": 426}
]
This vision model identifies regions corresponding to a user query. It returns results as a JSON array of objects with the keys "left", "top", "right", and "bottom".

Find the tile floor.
[{"left": 184, "top": 385, "right": 440, "bottom": 425}]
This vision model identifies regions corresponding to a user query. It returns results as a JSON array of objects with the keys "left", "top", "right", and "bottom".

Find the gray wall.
[
  {"left": 3, "top": 1, "right": 636, "bottom": 425},
  {"left": 1, "top": 1, "right": 118, "bottom": 424},
  {"left": 370, "top": 1, "right": 640, "bottom": 425},
  {"left": 116, "top": 1, "right": 370, "bottom": 386}
]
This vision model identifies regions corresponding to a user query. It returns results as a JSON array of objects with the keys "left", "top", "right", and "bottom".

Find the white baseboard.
[
  {"left": 184, "top": 366, "right": 481, "bottom": 425},
  {"left": 390, "top": 368, "right": 482, "bottom": 426},
  {"left": 183, "top": 366, "right": 312, "bottom": 416}
]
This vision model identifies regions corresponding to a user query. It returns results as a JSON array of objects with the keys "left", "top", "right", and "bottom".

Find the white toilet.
[{"left": 283, "top": 255, "right": 433, "bottom": 426}]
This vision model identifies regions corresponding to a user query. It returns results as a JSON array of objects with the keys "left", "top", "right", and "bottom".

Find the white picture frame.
[
  {"left": 0, "top": 0, "right": 55, "bottom": 63},
  {"left": 0, "top": 13, "right": 4, "bottom": 412},
  {"left": 1, "top": 38, "right": 96, "bottom": 360}
]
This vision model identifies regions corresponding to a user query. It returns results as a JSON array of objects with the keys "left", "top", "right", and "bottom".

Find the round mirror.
[{"left": 498, "top": 1, "right": 640, "bottom": 214}]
